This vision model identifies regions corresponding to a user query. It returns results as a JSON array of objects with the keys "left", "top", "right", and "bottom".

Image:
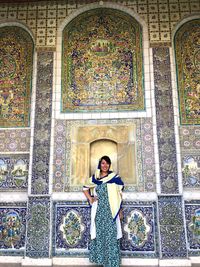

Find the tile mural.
[
  {"left": 0, "top": 27, "right": 34, "bottom": 127},
  {"left": 62, "top": 8, "right": 144, "bottom": 112},
  {"left": 0, "top": 202, "right": 26, "bottom": 256}
]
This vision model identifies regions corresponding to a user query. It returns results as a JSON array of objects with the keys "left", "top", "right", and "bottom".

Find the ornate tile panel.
[
  {"left": 0, "top": 202, "right": 26, "bottom": 256},
  {"left": 31, "top": 52, "right": 53, "bottom": 195},
  {"left": 185, "top": 201, "right": 200, "bottom": 256},
  {"left": 0, "top": 1, "right": 199, "bottom": 47},
  {"left": 174, "top": 19, "right": 200, "bottom": 125},
  {"left": 0, "top": 129, "right": 30, "bottom": 152},
  {"left": 179, "top": 126, "right": 200, "bottom": 188},
  {"left": 53, "top": 200, "right": 157, "bottom": 257},
  {"left": 121, "top": 201, "right": 158, "bottom": 258},
  {"left": 158, "top": 196, "right": 187, "bottom": 258},
  {"left": 53, "top": 118, "right": 156, "bottom": 193},
  {"left": 52, "top": 201, "right": 91, "bottom": 256},
  {"left": 0, "top": 154, "right": 29, "bottom": 191},
  {"left": 25, "top": 196, "right": 50, "bottom": 258},
  {"left": 0, "top": 26, "right": 34, "bottom": 127},
  {"left": 153, "top": 47, "right": 178, "bottom": 194},
  {"left": 62, "top": 8, "right": 144, "bottom": 112}
]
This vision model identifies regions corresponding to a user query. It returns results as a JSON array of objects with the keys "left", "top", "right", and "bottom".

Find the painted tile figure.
[{"left": 83, "top": 156, "right": 124, "bottom": 267}]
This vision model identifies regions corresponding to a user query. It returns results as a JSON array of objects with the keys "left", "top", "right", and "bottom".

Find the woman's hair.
[{"left": 98, "top": 155, "right": 111, "bottom": 169}]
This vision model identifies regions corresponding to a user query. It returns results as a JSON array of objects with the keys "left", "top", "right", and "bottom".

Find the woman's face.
[{"left": 100, "top": 159, "right": 110, "bottom": 173}]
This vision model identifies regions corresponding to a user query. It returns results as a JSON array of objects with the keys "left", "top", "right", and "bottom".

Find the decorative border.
[
  {"left": 158, "top": 196, "right": 187, "bottom": 258},
  {"left": 0, "top": 202, "right": 26, "bottom": 256},
  {"left": 31, "top": 52, "right": 53, "bottom": 194},
  {"left": 25, "top": 196, "right": 50, "bottom": 258},
  {"left": 153, "top": 47, "right": 179, "bottom": 194}
]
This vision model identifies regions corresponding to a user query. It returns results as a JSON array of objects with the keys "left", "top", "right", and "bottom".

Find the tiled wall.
[{"left": 0, "top": 0, "right": 199, "bottom": 262}]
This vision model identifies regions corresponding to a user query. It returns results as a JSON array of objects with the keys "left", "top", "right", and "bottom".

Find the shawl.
[{"left": 83, "top": 170, "right": 124, "bottom": 221}]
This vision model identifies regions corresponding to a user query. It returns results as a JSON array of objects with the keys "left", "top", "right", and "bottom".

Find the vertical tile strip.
[
  {"left": 153, "top": 47, "right": 179, "bottom": 194},
  {"left": 31, "top": 52, "right": 53, "bottom": 194}
]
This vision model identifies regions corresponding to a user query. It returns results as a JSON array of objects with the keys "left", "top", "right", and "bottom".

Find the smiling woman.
[{"left": 83, "top": 155, "right": 124, "bottom": 267}]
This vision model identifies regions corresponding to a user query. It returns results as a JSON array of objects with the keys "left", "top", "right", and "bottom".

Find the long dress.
[{"left": 89, "top": 182, "right": 121, "bottom": 267}]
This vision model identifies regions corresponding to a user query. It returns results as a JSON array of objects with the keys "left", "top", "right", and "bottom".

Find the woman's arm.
[{"left": 83, "top": 189, "right": 98, "bottom": 204}]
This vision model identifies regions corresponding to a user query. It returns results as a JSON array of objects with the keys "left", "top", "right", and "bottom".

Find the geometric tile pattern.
[
  {"left": 31, "top": 52, "right": 53, "bottom": 195},
  {"left": 53, "top": 118, "right": 156, "bottom": 193},
  {"left": 0, "top": 26, "right": 34, "bottom": 127},
  {"left": 174, "top": 19, "right": 200, "bottom": 125},
  {"left": 0, "top": 129, "right": 30, "bottom": 153},
  {"left": 25, "top": 196, "right": 50, "bottom": 258},
  {"left": 0, "top": 154, "right": 29, "bottom": 191},
  {"left": 62, "top": 8, "right": 144, "bottom": 112},
  {"left": 121, "top": 201, "right": 158, "bottom": 258},
  {"left": 0, "top": 202, "right": 27, "bottom": 256},
  {"left": 153, "top": 47, "right": 179, "bottom": 194},
  {"left": 185, "top": 201, "right": 200, "bottom": 256},
  {"left": 0, "top": 0, "right": 199, "bottom": 48},
  {"left": 52, "top": 200, "right": 157, "bottom": 257},
  {"left": 179, "top": 126, "right": 200, "bottom": 188},
  {"left": 158, "top": 196, "right": 187, "bottom": 258}
]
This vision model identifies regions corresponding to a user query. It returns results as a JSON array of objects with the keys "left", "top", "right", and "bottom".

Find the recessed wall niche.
[{"left": 70, "top": 124, "right": 137, "bottom": 187}]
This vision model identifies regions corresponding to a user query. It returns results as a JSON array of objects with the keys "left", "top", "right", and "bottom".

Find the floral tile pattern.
[
  {"left": 31, "top": 52, "right": 53, "bottom": 195},
  {"left": 26, "top": 196, "right": 50, "bottom": 258},
  {"left": 0, "top": 202, "right": 26, "bottom": 255},
  {"left": 153, "top": 47, "right": 178, "bottom": 194},
  {"left": 185, "top": 201, "right": 200, "bottom": 256},
  {"left": 158, "top": 196, "right": 187, "bottom": 258}
]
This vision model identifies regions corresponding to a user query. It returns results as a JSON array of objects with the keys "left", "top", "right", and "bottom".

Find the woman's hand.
[
  {"left": 89, "top": 196, "right": 98, "bottom": 204},
  {"left": 119, "top": 209, "right": 123, "bottom": 220}
]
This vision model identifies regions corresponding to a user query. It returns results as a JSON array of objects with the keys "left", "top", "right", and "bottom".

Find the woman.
[{"left": 83, "top": 155, "right": 124, "bottom": 267}]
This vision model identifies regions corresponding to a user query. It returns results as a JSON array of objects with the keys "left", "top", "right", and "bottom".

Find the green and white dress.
[{"left": 89, "top": 183, "right": 121, "bottom": 267}]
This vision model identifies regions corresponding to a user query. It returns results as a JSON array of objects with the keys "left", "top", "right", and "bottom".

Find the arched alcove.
[
  {"left": 0, "top": 25, "right": 34, "bottom": 127},
  {"left": 90, "top": 139, "right": 118, "bottom": 176},
  {"left": 174, "top": 18, "right": 200, "bottom": 125}
]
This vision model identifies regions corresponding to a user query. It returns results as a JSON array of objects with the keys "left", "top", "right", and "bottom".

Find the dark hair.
[{"left": 98, "top": 155, "right": 111, "bottom": 169}]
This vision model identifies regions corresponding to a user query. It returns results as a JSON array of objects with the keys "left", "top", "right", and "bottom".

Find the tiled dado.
[
  {"left": 31, "top": 52, "right": 53, "bottom": 195},
  {"left": 52, "top": 200, "right": 158, "bottom": 258},
  {"left": 25, "top": 196, "right": 50, "bottom": 258},
  {"left": 153, "top": 47, "right": 178, "bottom": 194},
  {"left": 0, "top": 202, "right": 27, "bottom": 256},
  {"left": 0, "top": 0, "right": 199, "bottom": 47},
  {"left": 185, "top": 200, "right": 200, "bottom": 256},
  {"left": 158, "top": 196, "right": 187, "bottom": 258}
]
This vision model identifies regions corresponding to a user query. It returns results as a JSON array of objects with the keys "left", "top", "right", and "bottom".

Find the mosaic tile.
[
  {"left": 53, "top": 200, "right": 157, "bottom": 258},
  {"left": 0, "top": 154, "right": 29, "bottom": 191},
  {"left": 26, "top": 196, "right": 50, "bottom": 258},
  {"left": 185, "top": 201, "right": 200, "bottom": 256},
  {"left": 153, "top": 47, "right": 178, "bottom": 194},
  {"left": 0, "top": 129, "right": 30, "bottom": 152},
  {"left": 0, "top": 0, "right": 199, "bottom": 47},
  {"left": 0, "top": 202, "right": 26, "bottom": 256},
  {"left": 174, "top": 19, "right": 200, "bottom": 125},
  {"left": 158, "top": 196, "right": 187, "bottom": 258},
  {"left": 0, "top": 26, "right": 34, "bottom": 127},
  {"left": 53, "top": 118, "right": 156, "bottom": 193},
  {"left": 52, "top": 201, "right": 91, "bottom": 256},
  {"left": 121, "top": 201, "right": 158, "bottom": 258},
  {"left": 31, "top": 52, "right": 53, "bottom": 195},
  {"left": 62, "top": 8, "right": 144, "bottom": 113}
]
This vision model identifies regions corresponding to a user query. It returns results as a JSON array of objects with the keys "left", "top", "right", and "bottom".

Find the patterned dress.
[{"left": 89, "top": 182, "right": 121, "bottom": 267}]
